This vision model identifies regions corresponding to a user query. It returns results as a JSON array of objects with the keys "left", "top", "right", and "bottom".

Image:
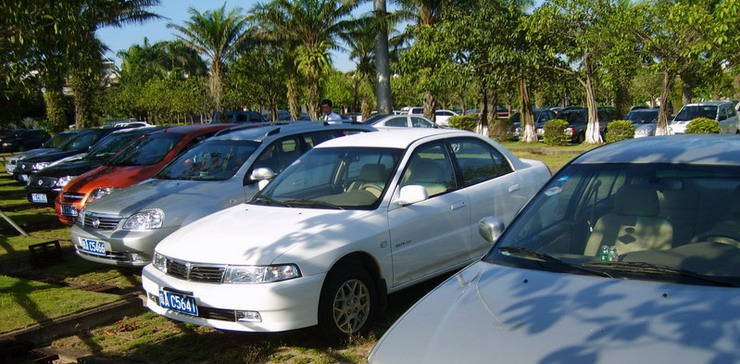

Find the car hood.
[
  {"left": 370, "top": 261, "right": 739, "bottom": 364},
  {"left": 65, "top": 164, "right": 163, "bottom": 193},
  {"left": 156, "top": 204, "right": 374, "bottom": 266},
  {"left": 21, "top": 149, "right": 85, "bottom": 163},
  {"left": 35, "top": 158, "right": 102, "bottom": 178},
  {"left": 85, "top": 178, "right": 248, "bottom": 226},
  {"left": 11, "top": 148, "right": 57, "bottom": 160}
]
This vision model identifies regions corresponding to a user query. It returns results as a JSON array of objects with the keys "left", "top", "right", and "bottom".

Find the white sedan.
[{"left": 141, "top": 128, "right": 551, "bottom": 341}]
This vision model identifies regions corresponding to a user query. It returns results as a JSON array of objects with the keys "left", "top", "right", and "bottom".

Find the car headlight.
[
  {"left": 31, "top": 162, "right": 51, "bottom": 170},
  {"left": 122, "top": 209, "right": 164, "bottom": 230},
  {"left": 152, "top": 251, "right": 168, "bottom": 272},
  {"left": 223, "top": 264, "right": 301, "bottom": 284},
  {"left": 55, "top": 175, "right": 77, "bottom": 187},
  {"left": 88, "top": 187, "right": 121, "bottom": 202}
]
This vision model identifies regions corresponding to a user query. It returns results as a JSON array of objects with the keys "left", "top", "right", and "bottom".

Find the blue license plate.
[
  {"left": 31, "top": 193, "right": 47, "bottom": 203},
  {"left": 62, "top": 204, "right": 78, "bottom": 216},
  {"left": 158, "top": 290, "right": 199, "bottom": 316},
  {"left": 78, "top": 238, "right": 107, "bottom": 256}
]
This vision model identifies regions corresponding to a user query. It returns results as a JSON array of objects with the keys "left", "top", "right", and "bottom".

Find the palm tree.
[
  {"left": 249, "top": 0, "right": 362, "bottom": 119},
  {"left": 168, "top": 5, "right": 250, "bottom": 114}
]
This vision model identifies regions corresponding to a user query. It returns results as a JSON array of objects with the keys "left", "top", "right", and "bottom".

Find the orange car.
[{"left": 55, "top": 124, "right": 234, "bottom": 224}]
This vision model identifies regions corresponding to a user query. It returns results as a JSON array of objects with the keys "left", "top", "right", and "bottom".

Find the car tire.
[
  {"left": 577, "top": 132, "right": 585, "bottom": 143},
  {"left": 317, "top": 262, "right": 377, "bottom": 342}
]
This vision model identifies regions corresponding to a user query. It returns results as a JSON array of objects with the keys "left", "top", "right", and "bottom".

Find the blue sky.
[{"left": 96, "top": 0, "right": 374, "bottom": 72}]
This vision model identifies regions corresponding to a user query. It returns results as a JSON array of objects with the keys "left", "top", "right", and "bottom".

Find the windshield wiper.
[
  {"left": 583, "top": 261, "right": 738, "bottom": 287},
  {"left": 250, "top": 194, "right": 290, "bottom": 207},
  {"left": 284, "top": 199, "right": 344, "bottom": 210},
  {"left": 499, "top": 247, "right": 610, "bottom": 277}
]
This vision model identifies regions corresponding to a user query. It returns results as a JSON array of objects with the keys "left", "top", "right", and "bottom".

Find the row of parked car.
[
  {"left": 510, "top": 100, "right": 740, "bottom": 141},
  {"left": 6, "top": 118, "right": 738, "bottom": 361}
]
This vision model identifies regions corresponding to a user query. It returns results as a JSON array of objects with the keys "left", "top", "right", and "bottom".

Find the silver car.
[
  {"left": 669, "top": 101, "right": 739, "bottom": 134},
  {"left": 70, "top": 122, "right": 375, "bottom": 266},
  {"left": 370, "top": 135, "right": 740, "bottom": 364}
]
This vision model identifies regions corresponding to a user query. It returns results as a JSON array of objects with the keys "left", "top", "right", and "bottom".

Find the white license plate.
[
  {"left": 61, "top": 204, "right": 78, "bottom": 216},
  {"left": 158, "top": 290, "right": 199, "bottom": 316},
  {"left": 19, "top": 174, "right": 29, "bottom": 182},
  {"left": 78, "top": 237, "right": 108, "bottom": 256},
  {"left": 31, "top": 193, "right": 47, "bottom": 203}
]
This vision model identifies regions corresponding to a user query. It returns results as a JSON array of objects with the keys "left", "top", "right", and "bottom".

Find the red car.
[{"left": 55, "top": 124, "right": 234, "bottom": 224}]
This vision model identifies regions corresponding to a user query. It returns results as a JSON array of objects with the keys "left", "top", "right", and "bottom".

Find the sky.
[{"left": 96, "top": 0, "right": 375, "bottom": 73}]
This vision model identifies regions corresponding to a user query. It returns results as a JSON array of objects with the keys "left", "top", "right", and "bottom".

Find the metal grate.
[
  {"left": 29, "top": 176, "right": 58, "bottom": 188},
  {"left": 62, "top": 192, "right": 85, "bottom": 201}
]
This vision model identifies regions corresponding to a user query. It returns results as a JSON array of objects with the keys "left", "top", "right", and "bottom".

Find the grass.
[
  {"left": 0, "top": 275, "right": 120, "bottom": 332},
  {"left": 0, "top": 141, "right": 603, "bottom": 361}
]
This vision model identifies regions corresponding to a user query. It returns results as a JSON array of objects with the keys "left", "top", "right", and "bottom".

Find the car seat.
[{"left": 584, "top": 184, "right": 673, "bottom": 256}]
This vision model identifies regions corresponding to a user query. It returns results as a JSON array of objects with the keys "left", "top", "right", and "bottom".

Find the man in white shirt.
[{"left": 321, "top": 99, "right": 342, "bottom": 121}]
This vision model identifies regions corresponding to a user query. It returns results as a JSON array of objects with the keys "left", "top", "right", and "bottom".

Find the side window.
[
  {"left": 386, "top": 117, "right": 408, "bottom": 127},
  {"left": 253, "top": 136, "right": 302, "bottom": 173},
  {"left": 449, "top": 138, "right": 513, "bottom": 187},
  {"left": 411, "top": 117, "right": 434, "bottom": 128},
  {"left": 400, "top": 142, "right": 456, "bottom": 197},
  {"left": 718, "top": 106, "right": 727, "bottom": 121}
]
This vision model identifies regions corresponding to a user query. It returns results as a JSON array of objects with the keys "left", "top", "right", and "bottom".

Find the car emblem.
[
  {"left": 37, "top": 179, "right": 44, "bottom": 186},
  {"left": 92, "top": 218, "right": 100, "bottom": 229}
]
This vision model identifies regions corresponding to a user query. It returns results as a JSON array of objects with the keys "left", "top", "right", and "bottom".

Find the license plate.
[
  {"left": 31, "top": 193, "right": 47, "bottom": 203},
  {"left": 158, "top": 290, "right": 199, "bottom": 316},
  {"left": 19, "top": 174, "right": 29, "bottom": 182},
  {"left": 5, "top": 164, "right": 15, "bottom": 173},
  {"left": 61, "top": 204, "right": 78, "bottom": 217},
  {"left": 78, "top": 237, "right": 108, "bottom": 256}
]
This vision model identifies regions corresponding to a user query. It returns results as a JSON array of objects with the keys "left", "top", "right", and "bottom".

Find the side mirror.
[
  {"left": 478, "top": 216, "right": 505, "bottom": 244},
  {"left": 250, "top": 167, "right": 275, "bottom": 181},
  {"left": 393, "top": 185, "right": 428, "bottom": 205}
]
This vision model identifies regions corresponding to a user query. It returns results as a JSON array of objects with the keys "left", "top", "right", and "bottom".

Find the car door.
[
  {"left": 387, "top": 141, "right": 471, "bottom": 286},
  {"left": 448, "top": 137, "right": 526, "bottom": 251}
]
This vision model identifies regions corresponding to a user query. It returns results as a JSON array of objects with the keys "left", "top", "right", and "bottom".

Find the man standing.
[{"left": 321, "top": 99, "right": 342, "bottom": 121}]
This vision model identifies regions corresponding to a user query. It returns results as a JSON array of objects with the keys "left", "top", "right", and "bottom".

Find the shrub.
[
  {"left": 488, "top": 117, "right": 514, "bottom": 141},
  {"left": 686, "top": 117, "right": 720, "bottom": 134},
  {"left": 448, "top": 114, "right": 478, "bottom": 131},
  {"left": 542, "top": 119, "right": 570, "bottom": 145},
  {"left": 605, "top": 120, "right": 635, "bottom": 143}
]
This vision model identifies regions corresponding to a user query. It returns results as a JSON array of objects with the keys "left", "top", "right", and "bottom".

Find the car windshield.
[
  {"left": 106, "top": 133, "right": 183, "bottom": 166},
  {"left": 84, "top": 132, "right": 145, "bottom": 162},
  {"left": 43, "top": 131, "right": 76, "bottom": 148},
  {"left": 59, "top": 131, "right": 103, "bottom": 151},
  {"left": 486, "top": 163, "right": 740, "bottom": 286},
  {"left": 674, "top": 105, "right": 717, "bottom": 122},
  {"left": 625, "top": 110, "right": 658, "bottom": 123},
  {"left": 157, "top": 140, "right": 259, "bottom": 180},
  {"left": 251, "top": 147, "right": 403, "bottom": 210}
]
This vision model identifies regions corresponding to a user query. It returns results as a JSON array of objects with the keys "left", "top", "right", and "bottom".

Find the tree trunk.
[
  {"left": 307, "top": 74, "right": 319, "bottom": 120},
  {"left": 210, "top": 61, "right": 224, "bottom": 114},
  {"left": 656, "top": 71, "right": 673, "bottom": 136},
  {"left": 486, "top": 87, "right": 497, "bottom": 128},
  {"left": 43, "top": 73, "right": 68, "bottom": 132},
  {"left": 287, "top": 77, "right": 299, "bottom": 121},
  {"left": 519, "top": 78, "right": 537, "bottom": 143},
  {"left": 681, "top": 79, "right": 692, "bottom": 106},
  {"left": 583, "top": 56, "right": 603, "bottom": 144},
  {"left": 70, "top": 69, "right": 98, "bottom": 128},
  {"left": 374, "top": 0, "right": 393, "bottom": 114},
  {"left": 423, "top": 91, "right": 435, "bottom": 120},
  {"left": 615, "top": 85, "right": 629, "bottom": 121}
]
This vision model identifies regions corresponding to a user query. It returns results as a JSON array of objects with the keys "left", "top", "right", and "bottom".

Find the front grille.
[
  {"left": 76, "top": 248, "right": 130, "bottom": 261},
  {"left": 29, "top": 176, "right": 58, "bottom": 188},
  {"left": 15, "top": 163, "right": 30, "bottom": 172},
  {"left": 164, "top": 258, "right": 225, "bottom": 283},
  {"left": 62, "top": 192, "right": 85, "bottom": 202},
  {"left": 81, "top": 212, "right": 122, "bottom": 230}
]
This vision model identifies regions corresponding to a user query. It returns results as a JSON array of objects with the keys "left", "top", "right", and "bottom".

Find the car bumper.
[
  {"left": 70, "top": 224, "right": 180, "bottom": 267},
  {"left": 141, "top": 264, "right": 325, "bottom": 332},
  {"left": 26, "top": 186, "right": 62, "bottom": 206}
]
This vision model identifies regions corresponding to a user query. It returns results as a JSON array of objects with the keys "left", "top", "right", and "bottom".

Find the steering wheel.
[
  {"left": 359, "top": 183, "right": 383, "bottom": 196},
  {"left": 690, "top": 230, "right": 740, "bottom": 248}
]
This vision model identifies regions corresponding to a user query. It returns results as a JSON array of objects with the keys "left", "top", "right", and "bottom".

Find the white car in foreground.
[
  {"left": 141, "top": 128, "right": 550, "bottom": 340},
  {"left": 370, "top": 135, "right": 740, "bottom": 364}
]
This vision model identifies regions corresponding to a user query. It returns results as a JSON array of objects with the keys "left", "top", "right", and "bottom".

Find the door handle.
[
  {"left": 508, "top": 184, "right": 521, "bottom": 193},
  {"left": 450, "top": 201, "right": 466, "bottom": 210}
]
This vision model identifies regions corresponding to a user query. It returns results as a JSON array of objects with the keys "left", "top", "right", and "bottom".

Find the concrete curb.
[{"left": 0, "top": 294, "right": 147, "bottom": 346}]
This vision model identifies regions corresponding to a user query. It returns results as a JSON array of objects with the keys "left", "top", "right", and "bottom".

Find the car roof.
[
  {"left": 682, "top": 101, "right": 733, "bottom": 107},
  {"left": 571, "top": 135, "right": 740, "bottom": 166},
  {"left": 209, "top": 121, "right": 375, "bottom": 142},
  {"left": 315, "top": 128, "right": 476, "bottom": 149},
  {"left": 150, "top": 123, "right": 234, "bottom": 136}
]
